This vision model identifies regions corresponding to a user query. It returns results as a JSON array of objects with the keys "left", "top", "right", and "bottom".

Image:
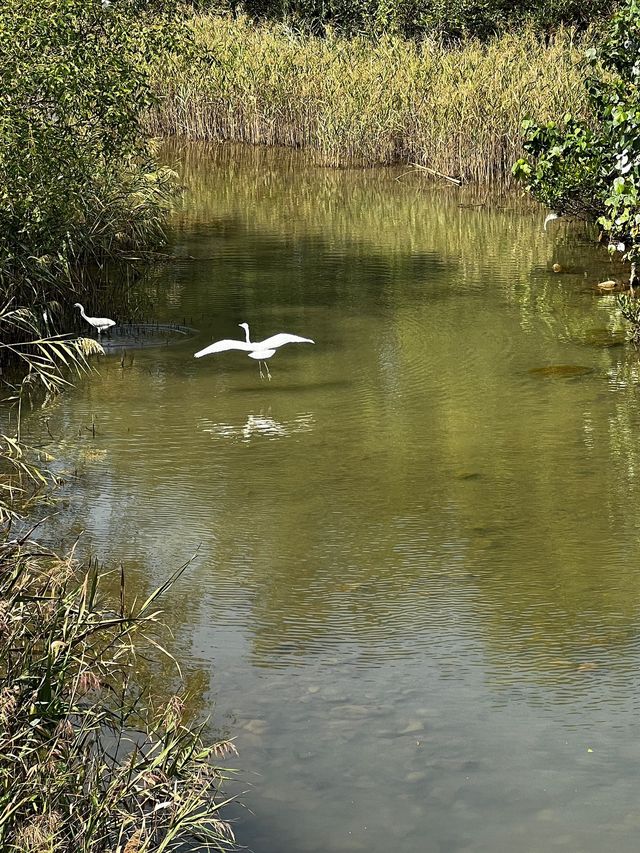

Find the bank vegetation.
[
  {"left": 0, "top": 316, "right": 237, "bottom": 853},
  {"left": 515, "top": 0, "right": 640, "bottom": 337},
  {"left": 0, "top": 2, "right": 238, "bottom": 849},
  {"left": 0, "top": 0, "right": 188, "bottom": 324}
]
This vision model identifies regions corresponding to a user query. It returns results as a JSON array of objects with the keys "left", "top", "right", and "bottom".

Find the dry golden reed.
[{"left": 147, "top": 15, "right": 588, "bottom": 181}]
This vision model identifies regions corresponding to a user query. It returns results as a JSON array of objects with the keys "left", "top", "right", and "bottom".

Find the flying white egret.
[
  {"left": 74, "top": 303, "right": 116, "bottom": 336},
  {"left": 194, "top": 322, "right": 314, "bottom": 380}
]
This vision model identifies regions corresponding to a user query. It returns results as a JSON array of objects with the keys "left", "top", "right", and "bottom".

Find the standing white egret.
[
  {"left": 194, "top": 322, "right": 314, "bottom": 380},
  {"left": 74, "top": 303, "right": 116, "bottom": 336}
]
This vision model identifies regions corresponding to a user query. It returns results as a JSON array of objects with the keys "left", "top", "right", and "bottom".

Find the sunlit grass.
[
  {"left": 0, "top": 544, "right": 236, "bottom": 853},
  {"left": 148, "top": 15, "right": 588, "bottom": 181}
]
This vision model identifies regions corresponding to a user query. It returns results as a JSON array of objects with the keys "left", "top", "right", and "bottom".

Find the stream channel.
[{"left": 35, "top": 142, "right": 640, "bottom": 853}]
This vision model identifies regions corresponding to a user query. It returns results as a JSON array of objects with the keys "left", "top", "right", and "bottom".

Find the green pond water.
[{"left": 39, "top": 143, "right": 640, "bottom": 852}]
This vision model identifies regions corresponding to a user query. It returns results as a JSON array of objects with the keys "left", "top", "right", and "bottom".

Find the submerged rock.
[
  {"left": 528, "top": 364, "right": 593, "bottom": 379},
  {"left": 244, "top": 718, "right": 268, "bottom": 735},
  {"left": 580, "top": 328, "right": 626, "bottom": 348},
  {"left": 398, "top": 719, "right": 425, "bottom": 734},
  {"left": 331, "top": 704, "right": 371, "bottom": 718},
  {"left": 405, "top": 770, "right": 428, "bottom": 783}
]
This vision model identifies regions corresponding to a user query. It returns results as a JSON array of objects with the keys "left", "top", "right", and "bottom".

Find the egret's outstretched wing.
[
  {"left": 194, "top": 338, "right": 254, "bottom": 358},
  {"left": 256, "top": 333, "right": 314, "bottom": 350}
]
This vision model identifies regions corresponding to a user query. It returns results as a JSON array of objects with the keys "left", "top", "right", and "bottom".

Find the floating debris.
[{"left": 596, "top": 280, "right": 617, "bottom": 291}]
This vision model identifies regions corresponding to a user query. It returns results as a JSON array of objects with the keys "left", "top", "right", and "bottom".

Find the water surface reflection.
[{"left": 198, "top": 411, "right": 315, "bottom": 442}]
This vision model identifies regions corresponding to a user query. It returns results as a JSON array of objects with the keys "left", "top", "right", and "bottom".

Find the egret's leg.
[
  {"left": 265, "top": 362, "right": 272, "bottom": 381},
  {"left": 258, "top": 362, "right": 264, "bottom": 380}
]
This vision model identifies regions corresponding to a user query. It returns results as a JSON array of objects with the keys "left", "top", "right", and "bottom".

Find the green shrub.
[
  {"left": 514, "top": 0, "right": 640, "bottom": 343},
  {"left": 188, "top": 0, "right": 615, "bottom": 38},
  {"left": 514, "top": 1, "right": 640, "bottom": 264},
  {"left": 0, "top": 0, "right": 189, "bottom": 302}
]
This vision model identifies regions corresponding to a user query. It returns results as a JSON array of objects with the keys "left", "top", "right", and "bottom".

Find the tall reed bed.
[{"left": 148, "top": 16, "right": 588, "bottom": 181}]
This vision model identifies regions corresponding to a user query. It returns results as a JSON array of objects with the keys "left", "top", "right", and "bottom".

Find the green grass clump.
[
  {"left": 0, "top": 544, "right": 236, "bottom": 853},
  {"left": 148, "top": 15, "right": 589, "bottom": 181}
]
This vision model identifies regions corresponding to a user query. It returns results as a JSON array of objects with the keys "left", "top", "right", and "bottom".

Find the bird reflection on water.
[{"left": 198, "top": 411, "right": 315, "bottom": 442}]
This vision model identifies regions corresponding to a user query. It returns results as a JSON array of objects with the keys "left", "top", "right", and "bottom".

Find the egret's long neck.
[
  {"left": 77, "top": 304, "right": 87, "bottom": 320},
  {"left": 243, "top": 325, "right": 251, "bottom": 344}
]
